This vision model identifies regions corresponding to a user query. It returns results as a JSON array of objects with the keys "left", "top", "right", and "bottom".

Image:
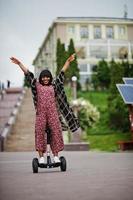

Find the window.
[
  {"left": 94, "top": 26, "right": 101, "bottom": 39},
  {"left": 90, "top": 45, "right": 107, "bottom": 59},
  {"left": 118, "top": 26, "right": 126, "bottom": 39},
  {"left": 80, "top": 26, "right": 88, "bottom": 39},
  {"left": 79, "top": 64, "right": 88, "bottom": 72},
  {"left": 68, "top": 25, "right": 75, "bottom": 34},
  {"left": 106, "top": 26, "right": 114, "bottom": 38},
  {"left": 80, "top": 74, "right": 91, "bottom": 85}
]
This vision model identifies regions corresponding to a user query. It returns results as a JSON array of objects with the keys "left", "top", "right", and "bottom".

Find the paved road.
[{"left": 0, "top": 151, "right": 133, "bottom": 200}]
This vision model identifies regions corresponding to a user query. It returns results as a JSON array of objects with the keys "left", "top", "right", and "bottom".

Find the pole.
[{"left": 72, "top": 76, "right": 77, "bottom": 100}]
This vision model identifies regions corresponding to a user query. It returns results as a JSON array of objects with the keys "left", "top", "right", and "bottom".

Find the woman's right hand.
[{"left": 10, "top": 57, "right": 21, "bottom": 65}]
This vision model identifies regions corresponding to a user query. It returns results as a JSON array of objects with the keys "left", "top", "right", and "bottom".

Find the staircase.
[{"left": 5, "top": 89, "right": 35, "bottom": 151}]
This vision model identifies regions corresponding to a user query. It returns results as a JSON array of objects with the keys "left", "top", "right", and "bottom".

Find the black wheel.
[
  {"left": 32, "top": 158, "right": 38, "bottom": 173},
  {"left": 60, "top": 156, "right": 67, "bottom": 171}
]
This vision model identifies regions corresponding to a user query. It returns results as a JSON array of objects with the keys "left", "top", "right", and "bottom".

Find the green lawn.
[
  {"left": 78, "top": 90, "right": 108, "bottom": 110},
  {"left": 77, "top": 90, "right": 131, "bottom": 152}
]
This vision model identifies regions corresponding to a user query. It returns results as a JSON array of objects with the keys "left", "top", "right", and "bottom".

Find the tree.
[
  {"left": 121, "top": 60, "right": 133, "bottom": 77},
  {"left": 56, "top": 38, "right": 62, "bottom": 75},
  {"left": 109, "top": 60, "right": 124, "bottom": 95},
  {"left": 97, "top": 59, "right": 110, "bottom": 90},
  {"left": 56, "top": 38, "right": 68, "bottom": 75},
  {"left": 91, "top": 65, "right": 99, "bottom": 90},
  {"left": 66, "top": 39, "right": 80, "bottom": 81},
  {"left": 108, "top": 60, "right": 130, "bottom": 132}
]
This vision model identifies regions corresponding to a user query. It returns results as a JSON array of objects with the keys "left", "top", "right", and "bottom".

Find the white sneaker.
[
  {"left": 53, "top": 156, "right": 60, "bottom": 163},
  {"left": 39, "top": 157, "right": 45, "bottom": 164}
]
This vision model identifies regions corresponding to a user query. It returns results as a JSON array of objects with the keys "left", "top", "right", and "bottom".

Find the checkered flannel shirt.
[{"left": 25, "top": 70, "right": 80, "bottom": 133}]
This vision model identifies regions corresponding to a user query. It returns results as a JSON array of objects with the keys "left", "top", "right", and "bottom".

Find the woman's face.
[{"left": 41, "top": 76, "right": 50, "bottom": 85}]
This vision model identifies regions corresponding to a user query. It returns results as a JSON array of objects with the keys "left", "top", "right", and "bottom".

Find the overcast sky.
[{"left": 0, "top": 0, "right": 133, "bottom": 87}]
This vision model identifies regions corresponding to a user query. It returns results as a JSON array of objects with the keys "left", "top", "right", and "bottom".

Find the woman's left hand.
[
  {"left": 62, "top": 53, "right": 76, "bottom": 72},
  {"left": 67, "top": 53, "right": 76, "bottom": 63}
]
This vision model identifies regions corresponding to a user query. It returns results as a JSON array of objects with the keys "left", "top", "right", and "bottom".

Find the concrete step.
[{"left": 5, "top": 89, "right": 35, "bottom": 151}]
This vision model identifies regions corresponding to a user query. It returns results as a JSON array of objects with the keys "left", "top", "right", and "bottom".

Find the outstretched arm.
[
  {"left": 10, "top": 57, "right": 28, "bottom": 74},
  {"left": 61, "top": 53, "right": 76, "bottom": 73}
]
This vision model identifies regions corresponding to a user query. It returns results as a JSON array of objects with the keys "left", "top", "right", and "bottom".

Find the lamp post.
[
  {"left": 72, "top": 76, "right": 77, "bottom": 100},
  {"left": 71, "top": 76, "right": 81, "bottom": 142}
]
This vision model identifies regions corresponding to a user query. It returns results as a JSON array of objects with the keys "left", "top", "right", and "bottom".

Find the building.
[{"left": 33, "top": 17, "right": 133, "bottom": 86}]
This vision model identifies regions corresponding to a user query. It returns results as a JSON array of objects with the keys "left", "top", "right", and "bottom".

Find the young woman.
[{"left": 10, "top": 54, "right": 80, "bottom": 164}]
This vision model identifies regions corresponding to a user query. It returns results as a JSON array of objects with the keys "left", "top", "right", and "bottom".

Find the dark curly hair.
[{"left": 39, "top": 69, "right": 53, "bottom": 85}]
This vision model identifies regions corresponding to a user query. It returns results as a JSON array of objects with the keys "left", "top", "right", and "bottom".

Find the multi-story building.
[{"left": 33, "top": 17, "right": 133, "bottom": 86}]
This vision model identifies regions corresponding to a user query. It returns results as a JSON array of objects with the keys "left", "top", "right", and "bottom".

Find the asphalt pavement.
[{"left": 0, "top": 151, "right": 133, "bottom": 200}]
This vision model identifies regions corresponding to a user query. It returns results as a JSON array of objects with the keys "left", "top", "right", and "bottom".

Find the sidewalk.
[{"left": 0, "top": 151, "right": 133, "bottom": 200}]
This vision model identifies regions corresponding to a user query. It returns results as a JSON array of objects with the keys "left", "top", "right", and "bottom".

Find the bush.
[
  {"left": 108, "top": 95, "right": 130, "bottom": 132},
  {"left": 71, "top": 98, "right": 100, "bottom": 131}
]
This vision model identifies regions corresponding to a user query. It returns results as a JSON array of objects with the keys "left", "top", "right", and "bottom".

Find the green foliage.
[
  {"left": 78, "top": 90, "right": 108, "bottom": 111},
  {"left": 56, "top": 38, "right": 80, "bottom": 88},
  {"left": 107, "top": 60, "right": 131, "bottom": 132},
  {"left": 97, "top": 60, "right": 110, "bottom": 89},
  {"left": 108, "top": 95, "right": 130, "bottom": 131},
  {"left": 109, "top": 60, "right": 124, "bottom": 95},
  {"left": 91, "top": 73, "right": 100, "bottom": 90},
  {"left": 56, "top": 38, "right": 67, "bottom": 75},
  {"left": 71, "top": 98, "right": 100, "bottom": 131},
  {"left": 66, "top": 39, "right": 80, "bottom": 81},
  {"left": 78, "top": 90, "right": 131, "bottom": 152},
  {"left": 122, "top": 61, "right": 133, "bottom": 77},
  {"left": 91, "top": 60, "right": 110, "bottom": 90},
  {"left": 85, "top": 132, "right": 131, "bottom": 152}
]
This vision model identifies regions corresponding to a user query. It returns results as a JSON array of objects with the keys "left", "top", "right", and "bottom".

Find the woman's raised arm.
[
  {"left": 10, "top": 57, "right": 28, "bottom": 74},
  {"left": 61, "top": 53, "right": 76, "bottom": 73}
]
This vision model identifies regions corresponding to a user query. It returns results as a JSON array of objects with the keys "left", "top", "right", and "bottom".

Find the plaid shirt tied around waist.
[{"left": 25, "top": 70, "right": 80, "bottom": 133}]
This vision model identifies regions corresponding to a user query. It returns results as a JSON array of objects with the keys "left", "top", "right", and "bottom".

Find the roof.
[{"left": 55, "top": 17, "right": 133, "bottom": 22}]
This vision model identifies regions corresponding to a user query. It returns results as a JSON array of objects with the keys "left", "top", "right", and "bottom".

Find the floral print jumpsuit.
[{"left": 35, "top": 82, "right": 64, "bottom": 154}]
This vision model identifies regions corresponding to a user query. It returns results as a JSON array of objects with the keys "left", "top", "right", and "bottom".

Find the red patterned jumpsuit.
[{"left": 35, "top": 82, "right": 64, "bottom": 154}]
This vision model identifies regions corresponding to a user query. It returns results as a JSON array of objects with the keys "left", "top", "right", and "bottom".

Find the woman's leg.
[
  {"left": 47, "top": 111, "right": 64, "bottom": 157},
  {"left": 35, "top": 115, "right": 47, "bottom": 161},
  {"left": 38, "top": 150, "right": 44, "bottom": 157}
]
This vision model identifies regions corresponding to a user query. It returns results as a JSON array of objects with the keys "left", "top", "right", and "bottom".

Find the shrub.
[{"left": 71, "top": 98, "right": 100, "bottom": 130}]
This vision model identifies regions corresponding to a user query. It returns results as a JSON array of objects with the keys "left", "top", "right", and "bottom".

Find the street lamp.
[{"left": 72, "top": 76, "right": 77, "bottom": 100}]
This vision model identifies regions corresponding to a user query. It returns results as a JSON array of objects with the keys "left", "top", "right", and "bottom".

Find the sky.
[{"left": 0, "top": 0, "right": 133, "bottom": 87}]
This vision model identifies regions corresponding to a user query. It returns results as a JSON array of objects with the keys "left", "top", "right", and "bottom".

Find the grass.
[
  {"left": 77, "top": 90, "right": 132, "bottom": 152},
  {"left": 78, "top": 90, "right": 108, "bottom": 110},
  {"left": 83, "top": 132, "right": 131, "bottom": 152}
]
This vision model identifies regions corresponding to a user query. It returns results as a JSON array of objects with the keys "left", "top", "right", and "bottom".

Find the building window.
[
  {"left": 80, "top": 26, "right": 89, "bottom": 39},
  {"left": 79, "top": 64, "right": 88, "bottom": 72},
  {"left": 118, "top": 26, "right": 126, "bottom": 39},
  {"left": 94, "top": 26, "right": 101, "bottom": 39},
  {"left": 106, "top": 26, "right": 114, "bottom": 38},
  {"left": 80, "top": 74, "right": 91, "bottom": 85},
  {"left": 90, "top": 45, "right": 107, "bottom": 59},
  {"left": 68, "top": 25, "right": 75, "bottom": 34}
]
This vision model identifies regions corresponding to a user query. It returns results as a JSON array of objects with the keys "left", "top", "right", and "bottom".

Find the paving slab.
[{"left": 0, "top": 151, "right": 133, "bottom": 200}]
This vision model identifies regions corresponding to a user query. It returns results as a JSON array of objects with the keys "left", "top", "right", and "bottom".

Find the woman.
[{"left": 10, "top": 54, "right": 80, "bottom": 164}]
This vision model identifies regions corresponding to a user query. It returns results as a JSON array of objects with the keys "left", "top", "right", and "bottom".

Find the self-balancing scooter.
[{"left": 32, "top": 128, "right": 67, "bottom": 173}]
